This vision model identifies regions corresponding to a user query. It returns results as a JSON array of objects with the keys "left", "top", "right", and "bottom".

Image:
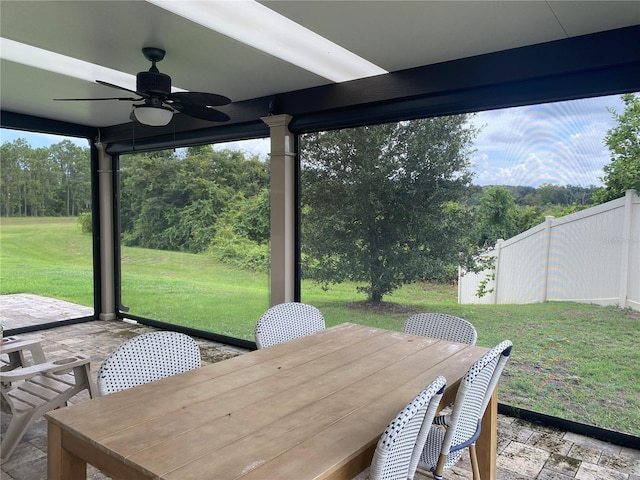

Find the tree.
[
  {"left": 593, "top": 93, "right": 640, "bottom": 204},
  {"left": 474, "top": 186, "right": 519, "bottom": 247},
  {"left": 119, "top": 147, "right": 269, "bottom": 253},
  {"left": 0, "top": 139, "right": 31, "bottom": 216},
  {"left": 535, "top": 184, "right": 570, "bottom": 206},
  {"left": 48, "top": 140, "right": 91, "bottom": 216},
  {"left": 0, "top": 138, "right": 90, "bottom": 216},
  {"left": 301, "top": 117, "right": 479, "bottom": 303},
  {"left": 207, "top": 189, "right": 271, "bottom": 272},
  {"left": 514, "top": 205, "right": 545, "bottom": 233}
]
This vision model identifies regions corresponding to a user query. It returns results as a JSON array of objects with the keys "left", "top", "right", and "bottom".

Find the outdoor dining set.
[{"left": 1, "top": 304, "right": 511, "bottom": 480}]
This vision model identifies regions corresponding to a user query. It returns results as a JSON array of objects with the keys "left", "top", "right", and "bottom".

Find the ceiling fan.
[{"left": 54, "top": 47, "right": 231, "bottom": 126}]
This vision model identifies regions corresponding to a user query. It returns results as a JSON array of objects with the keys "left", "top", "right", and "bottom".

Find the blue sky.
[
  {"left": 1, "top": 93, "right": 628, "bottom": 187},
  {"left": 470, "top": 94, "right": 625, "bottom": 187},
  {"left": 0, "top": 130, "right": 91, "bottom": 149}
]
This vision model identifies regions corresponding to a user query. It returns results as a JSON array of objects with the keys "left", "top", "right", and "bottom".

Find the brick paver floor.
[{"left": 1, "top": 295, "right": 638, "bottom": 480}]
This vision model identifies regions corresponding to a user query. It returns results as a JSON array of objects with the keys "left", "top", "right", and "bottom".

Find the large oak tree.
[{"left": 301, "top": 117, "right": 479, "bottom": 303}]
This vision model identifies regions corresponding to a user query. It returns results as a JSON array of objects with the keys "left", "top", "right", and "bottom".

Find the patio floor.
[{"left": 1, "top": 295, "right": 639, "bottom": 480}]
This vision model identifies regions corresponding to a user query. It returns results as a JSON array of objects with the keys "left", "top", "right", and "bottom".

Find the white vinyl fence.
[{"left": 459, "top": 189, "right": 640, "bottom": 311}]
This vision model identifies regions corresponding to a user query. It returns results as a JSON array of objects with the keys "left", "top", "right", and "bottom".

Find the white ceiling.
[{"left": 1, "top": 0, "right": 639, "bottom": 129}]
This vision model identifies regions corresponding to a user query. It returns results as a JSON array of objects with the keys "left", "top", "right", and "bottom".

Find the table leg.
[
  {"left": 476, "top": 389, "right": 498, "bottom": 480},
  {"left": 48, "top": 422, "right": 86, "bottom": 480}
]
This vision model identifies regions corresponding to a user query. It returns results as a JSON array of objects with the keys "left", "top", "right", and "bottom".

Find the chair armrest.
[
  {"left": 0, "top": 355, "right": 91, "bottom": 382},
  {"left": 1, "top": 338, "right": 44, "bottom": 355},
  {"left": 1, "top": 338, "right": 47, "bottom": 365},
  {"left": 1, "top": 336, "right": 22, "bottom": 346}
]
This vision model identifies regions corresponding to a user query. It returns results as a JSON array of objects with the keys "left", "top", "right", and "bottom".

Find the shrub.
[
  {"left": 78, "top": 212, "right": 92, "bottom": 233},
  {"left": 208, "top": 226, "right": 269, "bottom": 272}
]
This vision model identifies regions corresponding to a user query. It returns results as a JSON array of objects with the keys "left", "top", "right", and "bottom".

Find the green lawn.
[{"left": 1, "top": 216, "right": 639, "bottom": 436}]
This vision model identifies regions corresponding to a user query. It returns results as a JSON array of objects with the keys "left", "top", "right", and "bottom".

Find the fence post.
[
  {"left": 493, "top": 239, "right": 503, "bottom": 304},
  {"left": 543, "top": 216, "right": 554, "bottom": 302},
  {"left": 618, "top": 189, "right": 635, "bottom": 309}
]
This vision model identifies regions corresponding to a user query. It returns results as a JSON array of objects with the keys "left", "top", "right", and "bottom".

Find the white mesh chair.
[
  {"left": 403, "top": 313, "right": 478, "bottom": 345},
  {"left": 353, "top": 376, "right": 446, "bottom": 480},
  {"left": 416, "top": 340, "right": 513, "bottom": 480},
  {"left": 97, "top": 331, "right": 201, "bottom": 396},
  {"left": 254, "top": 302, "right": 325, "bottom": 349}
]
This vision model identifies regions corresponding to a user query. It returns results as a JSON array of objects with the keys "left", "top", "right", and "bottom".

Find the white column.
[
  {"left": 261, "top": 115, "right": 296, "bottom": 305},
  {"left": 96, "top": 143, "right": 116, "bottom": 320}
]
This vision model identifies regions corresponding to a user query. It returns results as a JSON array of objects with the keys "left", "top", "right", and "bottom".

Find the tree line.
[
  {"left": 1, "top": 93, "right": 637, "bottom": 302},
  {"left": 1, "top": 139, "right": 90, "bottom": 217},
  {"left": 0, "top": 135, "right": 610, "bottom": 299}
]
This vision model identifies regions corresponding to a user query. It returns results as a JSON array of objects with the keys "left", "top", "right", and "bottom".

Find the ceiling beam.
[
  {"left": 1, "top": 111, "right": 98, "bottom": 141},
  {"left": 71, "top": 25, "right": 640, "bottom": 152}
]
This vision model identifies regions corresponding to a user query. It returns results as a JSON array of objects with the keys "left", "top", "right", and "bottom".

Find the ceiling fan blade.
[
  {"left": 175, "top": 104, "right": 230, "bottom": 122},
  {"left": 54, "top": 49, "right": 231, "bottom": 125},
  {"left": 54, "top": 96, "right": 142, "bottom": 101},
  {"left": 96, "top": 80, "right": 146, "bottom": 97},
  {"left": 167, "top": 91, "right": 231, "bottom": 107}
]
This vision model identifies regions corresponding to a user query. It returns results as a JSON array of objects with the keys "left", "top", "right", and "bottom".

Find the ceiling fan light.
[{"left": 133, "top": 105, "right": 173, "bottom": 126}]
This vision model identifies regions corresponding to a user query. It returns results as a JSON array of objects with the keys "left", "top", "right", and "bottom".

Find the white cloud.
[
  {"left": 214, "top": 138, "right": 270, "bottom": 160},
  {"left": 1, "top": 93, "right": 634, "bottom": 187},
  {"left": 470, "top": 94, "right": 626, "bottom": 186}
]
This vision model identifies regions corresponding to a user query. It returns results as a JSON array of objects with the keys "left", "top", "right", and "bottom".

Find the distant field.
[{"left": 1, "top": 216, "right": 638, "bottom": 436}]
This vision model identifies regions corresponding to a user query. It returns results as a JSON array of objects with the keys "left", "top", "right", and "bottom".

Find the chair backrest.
[
  {"left": 403, "top": 313, "right": 478, "bottom": 345},
  {"left": 368, "top": 376, "right": 446, "bottom": 480},
  {"left": 254, "top": 302, "right": 325, "bottom": 349},
  {"left": 97, "top": 331, "right": 201, "bottom": 395},
  {"left": 439, "top": 340, "right": 512, "bottom": 456}
]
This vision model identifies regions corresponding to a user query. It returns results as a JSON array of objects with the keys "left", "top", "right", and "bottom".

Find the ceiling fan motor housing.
[{"left": 137, "top": 71, "right": 171, "bottom": 96}]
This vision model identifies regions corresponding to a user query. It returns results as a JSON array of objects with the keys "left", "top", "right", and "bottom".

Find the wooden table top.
[{"left": 47, "top": 323, "right": 489, "bottom": 480}]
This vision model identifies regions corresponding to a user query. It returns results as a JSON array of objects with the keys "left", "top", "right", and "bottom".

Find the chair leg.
[
  {"left": 73, "top": 364, "right": 97, "bottom": 398},
  {"left": 469, "top": 444, "right": 480, "bottom": 480},
  {"left": 433, "top": 453, "right": 447, "bottom": 480},
  {"left": 1, "top": 411, "right": 36, "bottom": 464}
]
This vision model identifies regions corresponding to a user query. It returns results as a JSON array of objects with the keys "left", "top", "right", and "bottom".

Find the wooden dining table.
[{"left": 46, "top": 323, "right": 497, "bottom": 480}]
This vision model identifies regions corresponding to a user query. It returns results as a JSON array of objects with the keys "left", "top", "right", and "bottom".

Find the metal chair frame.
[{"left": 417, "top": 340, "right": 512, "bottom": 480}]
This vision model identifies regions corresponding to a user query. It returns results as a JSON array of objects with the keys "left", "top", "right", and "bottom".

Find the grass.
[{"left": 1, "top": 217, "right": 639, "bottom": 436}]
